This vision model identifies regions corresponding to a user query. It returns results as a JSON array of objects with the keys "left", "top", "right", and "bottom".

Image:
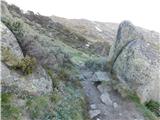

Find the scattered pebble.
[
  {"left": 119, "top": 113, "right": 122, "bottom": 116},
  {"left": 90, "top": 104, "right": 97, "bottom": 109},
  {"left": 89, "top": 110, "right": 101, "bottom": 119},
  {"left": 113, "top": 102, "right": 118, "bottom": 108}
]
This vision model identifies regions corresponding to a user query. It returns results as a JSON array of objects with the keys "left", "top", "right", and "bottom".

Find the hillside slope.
[{"left": 1, "top": 1, "right": 160, "bottom": 120}]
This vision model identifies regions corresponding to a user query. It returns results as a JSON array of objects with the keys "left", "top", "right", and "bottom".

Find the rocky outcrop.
[
  {"left": 1, "top": 22, "right": 24, "bottom": 58},
  {"left": 108, "top": 21, "right": 160, "bottom": 102},
  {"left": 1, "top": 22, "right": 52, "bottom": 95}
]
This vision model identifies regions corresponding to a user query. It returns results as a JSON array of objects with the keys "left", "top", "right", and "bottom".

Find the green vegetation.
[
  {"left": 127, "top": 91, "right": 141, "bottom": 104},
  {"left": 57, "top": 68, "right": 71, "bottom": 81},
  {"left": 2, "top": 17, "right": 24, "bottom": 39},
  {"left": 46, "top": 66, "right": 79, "bottom": 90},
  {"left": 2, "top": 46, "right": 36, "bottom": 75},
  {"left": 113, "top": 82, "right": 158, "bottom": 120},
  {"left": 26, "top": 96, "right": 53, "bottom": 120},
  {"left": 1, "top": 46, "right": 19, "bottom": 66},
  {"left": 85, "top": 57, "right": 106, "bottom": 71},
  {"left": 145, "top": 100, "right": 160, "bottom": 117},
  {"left": 14, "top": 55, "right": 36, "bottom": 75},
  {"left": 25, "top": 81, "right": 89, "bottom": 120},
  {"left": 127, "top": 91, "right": 158, "bottom": 120},
  {"left": 46, "top": 68, "right": 60, "bottom": 89},
  {"left": 137, "top": 103, "right": 158, "bottom": 120},
  {"left": 50, "top": 89, "right": 61, "bottom": 103},
  {"left": 54, "top": 82, "right": 89, "bottom": 120},
  {"left": 1, "top": 93, "right": 21, "bottom": 120}
]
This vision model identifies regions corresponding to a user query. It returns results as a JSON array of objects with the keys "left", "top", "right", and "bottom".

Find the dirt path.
[{"left": 80, "top": 71, "right": 145, "bottom": 120}]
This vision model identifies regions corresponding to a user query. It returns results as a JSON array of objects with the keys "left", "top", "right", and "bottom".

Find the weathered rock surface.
[
  {"left": 90, "top": 104, "right": 97, "bottom": 109},
  {"left": 1, "top": 22, "right": 52, "bottom": 95},
  {"left": 80, "top": 70, "right": 110, "bottom": 82},
  {"left": 108, "top": 21, "right": 160, "bottom": 102},
  {"left": 92, "top": 71, "right": 110, "bottom": 81},
  {"left": 100, "top": 93, "right": 112, "bottom": 105},
  {"left": 1, "top": 22, "right": 24, "bottom": 58},
  {"left": 89, "top": 109, "right": 101, "bottom": 118},
  {"left": 1, "top": 63, "right": 52, "bottom": 95}
]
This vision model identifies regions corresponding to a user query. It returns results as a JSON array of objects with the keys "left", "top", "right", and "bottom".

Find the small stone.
[
  {"left": 89, "top": 110, "right": 101, "bottom": 118},
  {"left": 96, "top": 118, "right": 101, "bottom": 120},
  {"left": 97, "top": 84, "right": 111, "bottom": 94},
  {"left": 97, "top": 85, "right": 104, "bottom": 93},
  {"left": 90, "top": 104, "right": 97, "bottom": 109},
  {"left": 119, "top": 113, "right": 122, "bottom": 116},
  {"left": 100, "top": 93, "right": 112, "bottom": 105},
  {"left": 91, "top": 71, "right": 110, "bottom": 82},
  {"left": 113, "top": 102, "right": 118, "bottom": 108}
]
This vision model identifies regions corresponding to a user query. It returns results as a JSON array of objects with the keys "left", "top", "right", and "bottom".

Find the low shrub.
[
  {"left": 14, "top": 55, "right": 36, "bottom": 75},
  {"left": 26, "top": 96, "right": 51, "bottom": 120},
  {"left": 2, "top": 46, "right": 36, "bottom": 75},
  {"left": 2, "top": 18, "right": 24, "bottom": 39},
  {"left": 50, "top": 89, "right": 61, "bottom": 103},
  {"left": 58, "top": 68, "right": 70, "bottom": 81},
  {"left": 1, "top": 47, "right": 18, "bottom": 66},
  {"left": 145, "top": 100, "right": 160, "bottom": 117},
  {"left": 46, "top": 68, "right": 60, "bottom": 89}
]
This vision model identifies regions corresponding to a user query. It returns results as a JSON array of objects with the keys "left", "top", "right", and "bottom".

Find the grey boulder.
[{"left": 108, "top": 21, "right": 160, "bottom": 102}]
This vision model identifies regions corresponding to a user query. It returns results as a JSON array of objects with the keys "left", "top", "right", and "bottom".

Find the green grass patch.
[
  {"left": 2, "top": 17, "right": 24, "bottom": 39},
  {"left": 145, "top": 100, "right": 160, "bottom": 117},
  {"left": 54, "top": 82, "right": 89, "bottom": 120},
  {"left": 26, "top": 96, "right": 52, "bottom": 120},
  {"left": 127, "top": 91, "right": 158, "bottom": 120},
  {"left": 1, "top": 93, "right": 21, "bottom": 120}
]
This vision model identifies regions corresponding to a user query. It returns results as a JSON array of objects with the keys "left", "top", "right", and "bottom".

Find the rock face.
[
  {"left": 108, "top": 21, "right": 160, "bottom": 102},
  {"left": 1, "top": 22, "right": 52, "bottom": 95},
  {"left": 1, "top": 22, "right": 24, "bottom": 59}
]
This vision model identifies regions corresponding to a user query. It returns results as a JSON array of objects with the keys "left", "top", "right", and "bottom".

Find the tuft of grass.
[
  {"left": 58, "top": 68, "right": 71, "bottom": 81},
  {"left": 127, "top": 91, "right": 158, "bottom": 120},
  {"left": 113, "top": 82, "right": 158, "bottom": 120},
  {"left": 50, "top": 89, "right": 61, "bottom": 103},
  {"left": 2, "top": 17, "right": 24, "bottom": 39},
  {"left": 1, "top": 46, "right": 19, "bottom": 66},
  {"left": 1, "top": 46, "right": 36, "bottom": 75},
  {"left": 136, "top": 103, "right": 158, "bottom": 120},
  {"left": 1, "top": 93, "right": 12, "bottom": 103},
  {"left": 26, "top": 96, "right": 50, "bottom": 119},
  {"left": 127, "top": 91, "right": 141, "bottom": 104},
  {"left": 54, "top": 82, "right": 89, "bottom": 120},
  {"left": 13, "top": 55, "right": 36, "bottom": 75},
  {"left": 145, "top": 100, "right": 160, "bottom": 117},
  {"left": 1, "top": 93, "right": 21, "bottom": 120},
  {"left": 46, "top": 68, "right": 60, "bottom": 89}
]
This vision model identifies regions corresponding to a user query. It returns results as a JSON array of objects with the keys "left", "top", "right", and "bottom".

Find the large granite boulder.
[
  {"left": 1, "top": 22, "right": 53, "bottom": 95},
  {"left": 108, "top": 21, "right": 160, "bottom": 102},
  {"left": 1, "top": 22, "right": 24, "bottom": 59}
]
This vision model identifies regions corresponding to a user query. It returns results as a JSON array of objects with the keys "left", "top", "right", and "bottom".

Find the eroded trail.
[{"left": 79, "top": 68, "right": 145, "bottom": 120}]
